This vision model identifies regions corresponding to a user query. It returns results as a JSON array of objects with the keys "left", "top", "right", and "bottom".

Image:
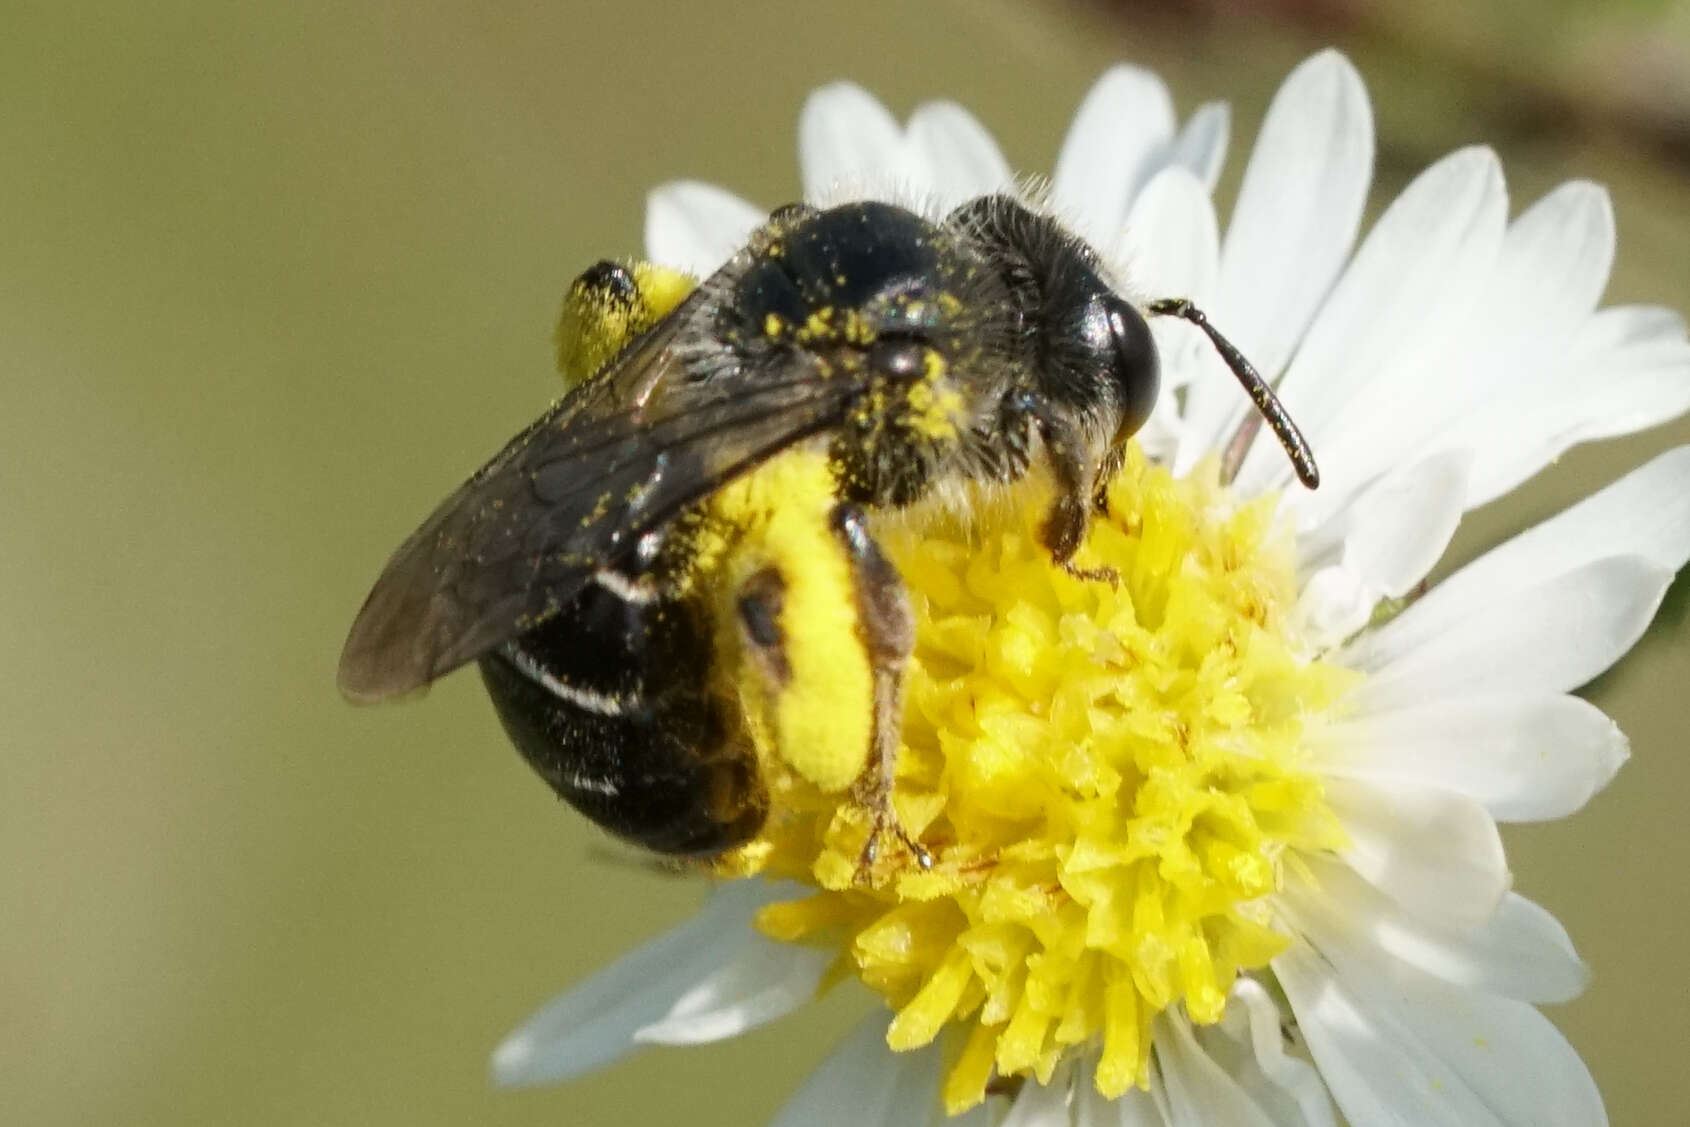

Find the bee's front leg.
[
  {"left": 1018, "top": 394, "right": 1119, "bottom": 585},
  {"left": 829, "top": 503, "right": 933, "bottom": 876}
]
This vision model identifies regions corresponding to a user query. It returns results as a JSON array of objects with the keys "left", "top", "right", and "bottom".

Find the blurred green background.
[{"left": 4, "top": 1, "right": 1687, "bottom": 1123}]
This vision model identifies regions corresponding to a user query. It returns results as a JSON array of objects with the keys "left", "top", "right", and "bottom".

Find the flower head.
[
  {"left": 495, "top": 50, "right": 1690, "bottom": 1126},
  {"left": 729, "top": 448, "right": 1353, "bottom": 1110}
]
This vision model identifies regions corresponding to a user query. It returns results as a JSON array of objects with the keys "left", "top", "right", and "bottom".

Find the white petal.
[
  {"left": 1275, "top": 941, "right": 1504, "bottom": 1126},
  {"left": 1468, "top": 307, "right": 1690, "bottom": 505},
  {"left": 645, "top": 181, "right": 765, "bottom": 276},
  {"left": 1317, "top": 692, "right": 1629, "bottom": 822},
  {"left": 1134, "top": 396, "right": 1188, "bottom": 469},
  {"left": 1218, "top": 48, "right": 1375, "bottom": 345},
  {"left": 1287, "top": 858, "right": 1589, "bottom": 1004},
  {"left": 493, "top": 881, "right": 791, "bottom": 1086},
  {"left": 906, "top": 100, "right": 1013, "bottom": 208},
  {"left": 1283, "top": 929, "right": 1607, "bottom": 1126},
  {"left": 1349, "top": 556, "right": 1675, "bottom": 710},
  {"left": 1378, "top": 980, "right": 1606, "bottom": 1127},
  {"left": 1443, "top": 183, "right": 1680, "bottom": 505},
  {"left": 1073, "top": 1081, "right": 1112, "bottom": 1127},
  {"left": 1202, "top": 979, "right": 1337, "bottom": 1127},
  {"left": 1122, "top": 166, "right": 1224, "bottom": 462},
  {"left": 1323, "top": 776, "right": 1509, "bottom": 927},
  {"left": 1297, "top": 449, "right": 1469, "bottom": 599},
  {"left": 1234, "top": 148, "right": 1506, "bottom": 500},
  {"left": 1071, "top": 1075, "right": 1115, "bottom": 1127},
  {"left": 1346, "top": 449, "right": 1690, "bottom": 708},
  {"left": 1068, "top": 1056, "right": 1173, "bottom": 1126},
  {"left": 633, "top": 934, "right": 829, "bottom": 1045},
  {"left": 800, "top": 82, "right": 909, "bottom": 202},
  {"left": 1157, "top": 1014, "right": 1277, "bottom": 1127},
  {"left": 1495, "top": 180, "right": 1614, "bottom": 324},
  {"left": 1389, "top": 181, "right": 1614, "bottom": 498},
  {"left": 1446, "top": 181, "right": 1615, "bottom": 498},
  {"left": 881, "top": 1042, "right": 947, "bottom": 1127},
  {"left": 1052, "top": 65, "right": 1176, "bottom": 248},
  {"left": 1121, "top": 166, "right": 1221, "bottom": 308},
  {"left": 1420, "top": 444, "right": 1690, "bottom": 611},
  {"left": 769, "top": 1012, "right": 947, "bottom": 1127},
  {"left": 1341, "top": 450, "right": 1468, "bottom": 594},
  {"left": 1002, "top": 1067, "right": 1072, "bottom": 1127},
  {"left": 1179, "top": 50, "right": 1372, "bottom": 470},
  {"left": 1296, "top": 564, "right": 1377, "bottom": 653},
  {"left": 1166, "top": 101, "right": 1230, "bottom": 190},
  {"left": 947, "top": 1103, "right": 996, "bottom": 1127},
  {"left": 1122, "top": 164, "right": 1225, "bottom": 438}
]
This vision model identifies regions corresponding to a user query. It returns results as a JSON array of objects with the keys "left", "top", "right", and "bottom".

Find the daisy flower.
[{"left": 493, "top": 50, "right": 1690, "bottom": 1126}]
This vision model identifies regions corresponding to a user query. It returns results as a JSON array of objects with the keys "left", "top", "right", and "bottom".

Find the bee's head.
[
  {"left": 952, "top": 195, "right": 1313, "bottom": 491},
  {"left": 946, "top": 195, "right": 1162, "bottom": 451}
]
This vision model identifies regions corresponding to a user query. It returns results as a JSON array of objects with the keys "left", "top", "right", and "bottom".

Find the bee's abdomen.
[{"left": 478, "top": 574, "right": 765, "bottom": 855}]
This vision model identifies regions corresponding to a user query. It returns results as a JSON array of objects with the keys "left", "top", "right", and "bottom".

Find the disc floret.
[{"left": 725, "top": 447, "right": 1353, "bottom": 1111}]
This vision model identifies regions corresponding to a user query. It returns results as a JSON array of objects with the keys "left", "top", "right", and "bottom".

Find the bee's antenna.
[{"left": 1147, "top": 298, "right": 1319, "bottom": 489}]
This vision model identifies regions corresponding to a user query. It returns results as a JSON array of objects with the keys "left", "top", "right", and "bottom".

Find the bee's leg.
[
  {"left": 829, "top": 503, "right": 933, "bottom": 875},
  {"left": 1093, "top": 444, "right": 1127, "bottom": 514},
  {"left": 1019, "top": 394, "right": 1119, "bottom": 586},
  {"left": 765, "top": 201, "right": 821, "bottom": 228},
  {"left": 555, "top": 259, "right": 697, "bottom": 388}
]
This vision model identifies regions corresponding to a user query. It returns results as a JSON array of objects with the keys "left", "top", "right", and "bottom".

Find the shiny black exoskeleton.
[{"left": 340, "top": 195, "right": 1317, "bottom": 858}]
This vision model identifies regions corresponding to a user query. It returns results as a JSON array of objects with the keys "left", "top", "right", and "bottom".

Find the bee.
[{"left": 338, "top": 195, "right": 1317, "bottom": 865}]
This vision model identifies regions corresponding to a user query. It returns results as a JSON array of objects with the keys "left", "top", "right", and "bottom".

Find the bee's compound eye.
[{"left": 1103, "top": 296, "right": 1160, "bottom": 440}]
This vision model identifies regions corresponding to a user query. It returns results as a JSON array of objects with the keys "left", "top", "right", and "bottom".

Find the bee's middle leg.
[{"left": 828, "top": 503, "right": 932, "bottom": 874}]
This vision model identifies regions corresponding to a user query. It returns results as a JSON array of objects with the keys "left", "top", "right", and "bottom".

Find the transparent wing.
[{"left": 338, "top": 311, "right": 852, "bottom": 700}]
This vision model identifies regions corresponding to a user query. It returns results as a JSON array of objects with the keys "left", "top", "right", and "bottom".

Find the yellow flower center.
[{"left": 722, "top": 447, "right": 1352, "bottom": 1112}]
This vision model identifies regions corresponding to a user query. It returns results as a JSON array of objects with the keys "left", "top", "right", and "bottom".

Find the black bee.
[{"left": 338, "top": 195, "right": 1316, "bottom": 863}]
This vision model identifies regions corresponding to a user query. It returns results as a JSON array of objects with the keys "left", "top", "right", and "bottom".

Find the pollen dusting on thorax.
[{"left": 717, "top": 446, "right": 1354, "bottom": 1112}]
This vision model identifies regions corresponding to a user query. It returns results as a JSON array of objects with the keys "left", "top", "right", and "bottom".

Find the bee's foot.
[
  {"left": 898, "top": 824, "right": 934, "bottom": 871},
  {"left": 855, "top": 806, "right": 933, "bottom": 882},
  {"left": 1062, "top": 560, "right": 1120, "bottom": 586}
]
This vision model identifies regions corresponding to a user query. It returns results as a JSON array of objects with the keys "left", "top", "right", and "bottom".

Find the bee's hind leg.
[
  {"left": 555, "top": 259, "right": 697, "bottom": 388},
  {"left": 829, "top": 504, "right": 933, "bottom": 877}
]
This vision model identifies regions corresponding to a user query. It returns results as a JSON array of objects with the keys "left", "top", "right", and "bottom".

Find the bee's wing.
[{"left": 338, "top": 313, "right": 852, "bottom": 701}]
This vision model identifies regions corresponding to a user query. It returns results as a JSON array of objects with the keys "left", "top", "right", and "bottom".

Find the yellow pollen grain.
[
  {"left": 798, "top": 307, "right": 835, "bottom": 342},
  {"left": 724, "top": 446, "right": 1354, "bottom": 1112},
  {"left": 903, "top": 357, "right": 962, "bottom": 441}
]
